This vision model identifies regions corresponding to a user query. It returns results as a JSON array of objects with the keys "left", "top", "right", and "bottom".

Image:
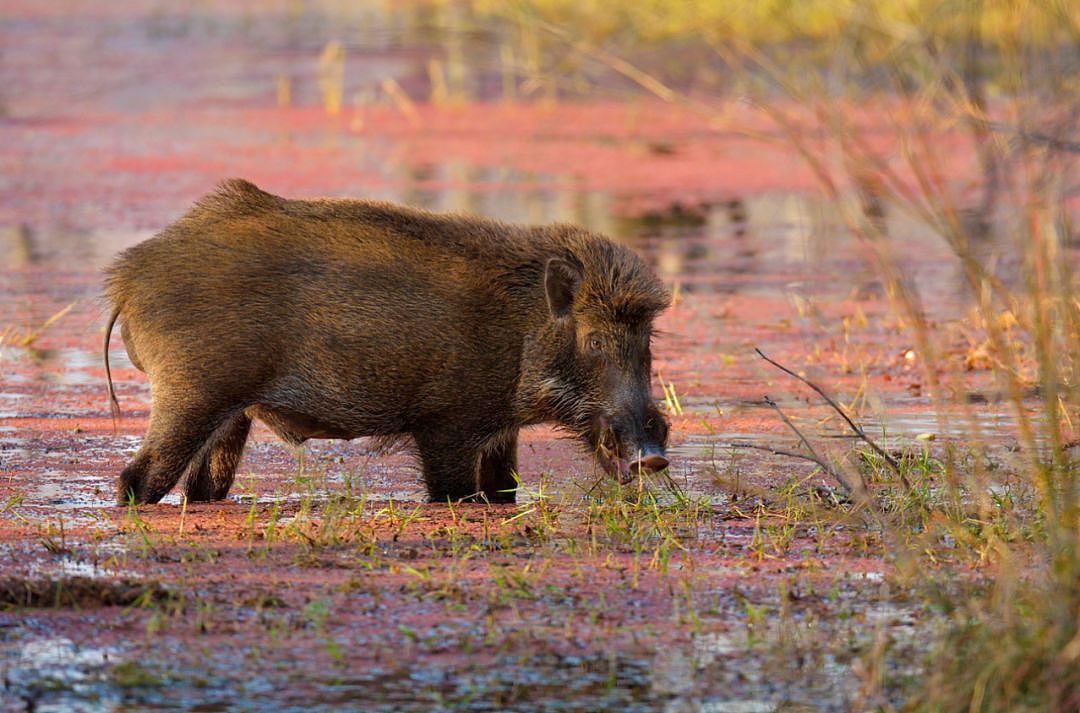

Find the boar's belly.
[{"left": 246, "top": 405, "right": 354, "bottom": 445}]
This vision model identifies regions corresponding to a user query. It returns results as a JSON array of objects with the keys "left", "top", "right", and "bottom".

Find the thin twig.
[
  {"left": 652, "top": 467, "right": 686, "bottom": 498},
  {"left": 974, "top": 118, "right": 1080, "bottom": 154},
  {"left": 711, "top": 468, "right": 859, "bottom": 519},
  {"left": 731, "top": 442, "right": 841, "bottom": 478},
  {"left": 755, "top": 348, "right": 913, "bottom": 492},
  {"left": 534, "top": 18, "right": 679, "bottom": 103},
  {"left": 762, "top": 396, "right": 828, "bottom": 470},
  {"left": 581, "top": 475, "right": 605, "bottom": 499}
]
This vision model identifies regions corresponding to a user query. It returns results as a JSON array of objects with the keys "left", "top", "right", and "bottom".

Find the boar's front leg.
[
  {"left": 413, "top": 427, "right": 518, "bottom": 503},
  {"left": 476, "top": 433, "right": 518, "bottom": 504},
  {"left": 183, "top": 413, "right": 252, "bottom": 501}
]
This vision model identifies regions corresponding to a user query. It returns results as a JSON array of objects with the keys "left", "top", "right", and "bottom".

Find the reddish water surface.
[{"left": 0, "top": 3, "right": 1046, "bottom": 712}]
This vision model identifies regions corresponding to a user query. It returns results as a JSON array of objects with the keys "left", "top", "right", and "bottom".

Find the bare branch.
[
  {"left": 731, "top": 442, "right": 842, "bottom": 480},
  {"left": 762, "top": 396, "right": 827, "bottom": 469},
  {"left": 975, "top": 119, "right": 1080, "bottom": 154},
  {"left": 755, "top": 348, "right": 913, "bottom": 493}
]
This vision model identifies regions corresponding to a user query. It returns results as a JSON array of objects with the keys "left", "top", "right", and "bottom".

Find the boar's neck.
[{"left": 508, "top": 276, "right": 582, "bottom": 433}]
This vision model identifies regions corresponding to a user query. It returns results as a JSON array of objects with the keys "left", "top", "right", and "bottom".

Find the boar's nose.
[{"left": 629, "top": 445, "right": 669, "bottom": 475}]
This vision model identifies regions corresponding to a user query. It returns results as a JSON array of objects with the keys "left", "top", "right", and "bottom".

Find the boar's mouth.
[{"left": 592, "top": 416, "right": 670, "bottom": 485}]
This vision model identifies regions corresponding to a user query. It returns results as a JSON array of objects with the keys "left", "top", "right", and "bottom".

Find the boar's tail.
[{"left": 103, "top": 306, "right": 122, "bottom": 431}]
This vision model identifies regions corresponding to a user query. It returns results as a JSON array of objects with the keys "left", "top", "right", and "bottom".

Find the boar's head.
[{"left": 528, "top": 240, "right": 672, "bottom": 483}]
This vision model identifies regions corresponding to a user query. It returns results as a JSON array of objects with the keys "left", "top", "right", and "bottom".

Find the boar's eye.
[{"left": 586, "top": 334, "right": 604, "bottom": 356}]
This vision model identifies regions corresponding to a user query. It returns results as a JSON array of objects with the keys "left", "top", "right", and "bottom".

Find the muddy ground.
[{"left": 0, "top": 3, "right": 1043, "bottom": 711}]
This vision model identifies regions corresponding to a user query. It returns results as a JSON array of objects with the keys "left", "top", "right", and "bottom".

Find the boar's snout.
[
  {"left": 594, "top": 407, "right": 670, "bottom": 484},
  {"left": 629, "top": 446, "right": 669, "bottom": 476}
]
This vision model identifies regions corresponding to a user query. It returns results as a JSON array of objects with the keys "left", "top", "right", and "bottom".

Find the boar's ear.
[{"left": 544, "top": 257, "right": 582, "bottom": 318}]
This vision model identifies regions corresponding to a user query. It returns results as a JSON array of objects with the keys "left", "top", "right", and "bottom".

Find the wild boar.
[{"left": 104, "top": 179, "right": 671, "bottom": 505}]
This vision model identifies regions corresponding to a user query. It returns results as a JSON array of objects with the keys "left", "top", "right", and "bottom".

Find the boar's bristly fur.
[{"left": 104, "top": 179, "right": 671, "bottom": 505}]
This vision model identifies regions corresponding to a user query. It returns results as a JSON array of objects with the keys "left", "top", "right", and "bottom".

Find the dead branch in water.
[
  {"left": 762, "top": 396, "right": 829, "bottom": 471},
  {"left": 732, "top": 394, "right": 871, "bottom": 503},
  {"left": 754, "top": 348, "right": 913, "bottom": 493},
  {"left": 730, "top": 442, "right": 844, "bottom": 486},
  {"left": 732, "top": 395, "right": 859, "bottom": 498}
]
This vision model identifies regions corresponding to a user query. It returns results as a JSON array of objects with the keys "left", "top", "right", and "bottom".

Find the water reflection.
[
  {"left": 0, "top": 169, "right": 1009, "bottom": 313},
  {"left": 0, "top": 224, "right": 153, "bottom": 269},
  {"left": 395, "top": 160, "right": 614, "bottom": 233},
  {"left": 0, "top": 345, "right": 133, "bottom": 390},
  {"left": 1, "top": 224, "right": 36, "bottom": 267},
  {"left": 377, "top": 163, "right": 951, "bottom": 303}
]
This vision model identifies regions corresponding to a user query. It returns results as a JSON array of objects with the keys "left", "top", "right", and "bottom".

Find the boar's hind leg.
[
  {"left": 183, "top": 413, "right": 252, "bottom": 501},
  {"left": 118, "top": 406, "right": 243, "bottom": 505},
  {"left": 477, "top": 434, "right": 518, "bottom": 504}
]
